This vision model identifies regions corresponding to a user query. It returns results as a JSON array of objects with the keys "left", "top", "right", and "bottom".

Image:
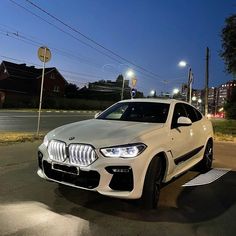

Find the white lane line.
[{"left": 182, "top": 168, "right": 231, "bottom": 187}]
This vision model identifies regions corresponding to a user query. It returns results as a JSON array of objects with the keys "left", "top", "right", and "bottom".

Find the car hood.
[{"left": 47, "top": 119, "right": 164, "bottom": 148}]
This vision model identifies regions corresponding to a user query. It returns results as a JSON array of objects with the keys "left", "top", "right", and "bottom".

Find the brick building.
[{"left": 0, "top": 60, "right": 67, "bottom": 107}]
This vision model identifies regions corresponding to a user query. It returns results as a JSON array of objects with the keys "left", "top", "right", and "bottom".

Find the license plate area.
[{"left": 52, "top": 163, "right": 79, "bottom": 175}]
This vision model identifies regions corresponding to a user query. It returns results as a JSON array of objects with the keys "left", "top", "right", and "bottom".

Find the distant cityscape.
[{"left": 180, "top": 80, "right": 236, "bottom": 115}]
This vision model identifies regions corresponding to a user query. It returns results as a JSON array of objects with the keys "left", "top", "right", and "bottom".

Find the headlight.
[
  {"left": 100, "top": 143, "right": 146, "bottom": 158},
  {"left": 43, "top": 135, "right": 49, "bottom": 148}
]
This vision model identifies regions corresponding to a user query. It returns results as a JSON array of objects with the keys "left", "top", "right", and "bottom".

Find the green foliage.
[
  {"left": 3, "top": 94, "right": 114, "bottom": 110},
  {"left": 224, "top": 87, "right": 236, "bottom": 119},
  {"left": 211, "top": 119, "right": 236, "bottom": 136},
  {"left": 65, "top": 83, "right": 79, "bottom": 98},
  {"left": 220, "top": 14, "right": 236, "bottom": 75}
]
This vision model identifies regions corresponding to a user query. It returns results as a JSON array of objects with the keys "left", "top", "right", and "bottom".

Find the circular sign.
[
  {"left": 38, "top": 46, "right": 51, "bottom": 63},
  {"left": 131, "top": 88, "right": 136, "bottom": 98}
]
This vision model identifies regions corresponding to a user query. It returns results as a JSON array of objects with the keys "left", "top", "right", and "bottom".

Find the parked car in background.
[{"left": 37, "top": 99, "right": 214, "bottom": 209}]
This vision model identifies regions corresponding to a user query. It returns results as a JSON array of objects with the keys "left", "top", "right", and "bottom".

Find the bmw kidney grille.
[{"left": 48, "top": 140, "right": 97, "bottom": 166}]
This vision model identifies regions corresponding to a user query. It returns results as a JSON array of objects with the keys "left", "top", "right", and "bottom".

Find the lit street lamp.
[
  {"left": 121, "top": 69, "right": 135, "bottom": 100},
  {"left": 150, "top": 90, "right": 156, "bottom": 97},
  {"left": 173, "top": 88, "right": 180, "bottom": 94},
  {"left": 178, "top": 60, "right": 193, "bottom": 104}
]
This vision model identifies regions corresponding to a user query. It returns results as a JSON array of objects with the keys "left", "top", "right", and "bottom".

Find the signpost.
[
  {"left": 130, "top": 77, "right": 137, "bottom": 99},
  {"left": 37, "top": 46, "right": 51, "bottom": 135}
]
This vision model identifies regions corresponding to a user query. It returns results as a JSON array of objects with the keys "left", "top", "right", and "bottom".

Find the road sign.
[
  {"left": 131, "top": 88, "right": 136, "bottom": 99},
  {"left": 37, "top": 46, "right": 51, "bottom": 135},
  {"left": 38, "top": 46, "right": 51, "bottom": 63}
]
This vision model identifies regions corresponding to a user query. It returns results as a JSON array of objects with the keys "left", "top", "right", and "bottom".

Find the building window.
[
  {"left": 53, "top": 86, "right": 60, "bottom": 93},
  {"left": 50, "top": 73, "right": 55, "bottom": 79}
]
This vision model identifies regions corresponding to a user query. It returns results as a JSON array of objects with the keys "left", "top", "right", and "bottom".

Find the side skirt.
[{"left": 174, "top": 145, "right": 204, "bottom": 165}]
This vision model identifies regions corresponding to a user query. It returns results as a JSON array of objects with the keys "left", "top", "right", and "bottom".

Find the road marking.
[{"left": 182, "top": 168, "right": 231, "bottom": 187}]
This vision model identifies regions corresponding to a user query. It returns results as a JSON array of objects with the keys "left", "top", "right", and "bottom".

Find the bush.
[{"left": 3, "top": 94, "right": 114, "bottom": 110}]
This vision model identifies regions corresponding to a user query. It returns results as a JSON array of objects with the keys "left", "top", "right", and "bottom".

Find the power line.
[
  {"left": 24, "top": 0, "right": 163, "bottom": 79},
  {"left": 9, "top": 0, "right": 125, "bottom": 65},
  {"left": 0, "top": 17, "right": 159, "bottom": 82},
  {"left": 0, "top": 23, "right": 104, "bottom": 66},
  {"left": 0, "top": 28, "right": 103, "bottom": 69}
]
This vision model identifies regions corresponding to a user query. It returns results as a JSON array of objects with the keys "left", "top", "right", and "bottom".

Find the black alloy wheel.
[
  {"left": 140, "top": 157, "right": 164, "bottom": 209},
  {"left": 199, "top": 140, "right": 213, "bottom": 173}
]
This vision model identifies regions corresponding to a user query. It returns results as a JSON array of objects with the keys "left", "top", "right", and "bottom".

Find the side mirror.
[
  {"left": 94, "top": 112, "right": 101, "bottom": 119},
  {"left": 177, "top": 116, "right": 192, "bottom": 126}
]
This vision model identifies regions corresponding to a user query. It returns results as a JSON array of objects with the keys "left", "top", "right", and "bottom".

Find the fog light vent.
[{"left": 105, "top": 166, "right": 131, "bottom": 174}]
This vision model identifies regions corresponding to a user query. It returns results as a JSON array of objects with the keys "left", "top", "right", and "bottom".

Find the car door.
[
  {"left": 169, "top": 103, "right": 195, "bottom": 165},
  {"left": 182, "top": 104, "right": 205, "bottom": 158}
]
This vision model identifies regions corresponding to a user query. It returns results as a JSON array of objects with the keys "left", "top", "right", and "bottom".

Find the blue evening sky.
[{"left": 0, "top": 0, "right": 235, "bottom": 95}]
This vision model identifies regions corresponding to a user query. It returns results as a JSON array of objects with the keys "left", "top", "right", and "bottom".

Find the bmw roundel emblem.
[{"left": 69, "top": 137, "right": 75, "bottom": 141}]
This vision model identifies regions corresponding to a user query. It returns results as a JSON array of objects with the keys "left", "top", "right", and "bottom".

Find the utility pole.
[{"left": 205, "top": 47, "right": 209, "bottom": 116}]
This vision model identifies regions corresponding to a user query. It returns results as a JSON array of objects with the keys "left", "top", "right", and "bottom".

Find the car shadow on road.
[{"left": 52, "top": 171, "right": 236, "bottom": 223}]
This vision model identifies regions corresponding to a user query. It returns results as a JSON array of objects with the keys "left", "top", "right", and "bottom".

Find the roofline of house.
[{"left": 36, "top": 67, "right": 68, "bottom": 84}]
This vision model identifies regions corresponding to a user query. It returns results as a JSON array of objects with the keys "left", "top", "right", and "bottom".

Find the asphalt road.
[
  {"left": 0, "top": 141, "right": 235, "bottom": 236},
  {"left": 0, "top": 111, "right": 95, "bottom": 132}
]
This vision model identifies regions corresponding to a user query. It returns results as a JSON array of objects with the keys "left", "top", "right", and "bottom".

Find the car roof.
[{"left": 119, "top": 98, "right": 188, "bottom": 105}]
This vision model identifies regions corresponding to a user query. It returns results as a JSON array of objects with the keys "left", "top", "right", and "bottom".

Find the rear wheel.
[
  {"left": 140, "top": 157, "right": 164, "bottom": 209},
  {"left": 198, "top": 140, "right": 213, "bottom": 173}
]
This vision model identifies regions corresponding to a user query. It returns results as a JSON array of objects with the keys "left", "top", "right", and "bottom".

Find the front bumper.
[{"left": 37, "top": 143, "right": 149, "bottom": 199}]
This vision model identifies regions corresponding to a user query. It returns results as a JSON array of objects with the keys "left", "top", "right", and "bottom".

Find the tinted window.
[
  {"left": 183, "top": 104, "right": 198, "bottom": 122},
  {"left": 171, "top": 103, "right": 187, "bottom": 129},
  {"left": 194, "top": 108, "right": 203, "bottom": 121},
  {"left": 97, "top": 102, "right": 170, "bottom": 123}
]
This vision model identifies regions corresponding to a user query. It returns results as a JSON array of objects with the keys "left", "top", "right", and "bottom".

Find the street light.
[
  {"left": 178, "top": 61, "right": 187, "bottom": 67},
  {"left": 150, "top": 90, "right": 155, "bottom": 97},
  {"left": 178, "top": 60, "right": 193, "bottom": 104},
  {"left": 121, "top": 69, "right": 135, "bottom": 100},
  {"left": 173, "top": 88, "right": 179, "bottom": 94}
]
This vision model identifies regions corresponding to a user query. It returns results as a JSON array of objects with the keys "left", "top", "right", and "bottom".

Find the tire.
[
  {"left": 140, "top": 157, "right": 164, "bottom": 209},
  {"left": 198, "top": 140, "right": 213, "bottom": 173}
]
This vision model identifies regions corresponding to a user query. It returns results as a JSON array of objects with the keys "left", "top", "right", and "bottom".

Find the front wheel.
[
  {"left": 198, "top": 140, "right": 213, "bottom": 173},
  {"left": 139, "top": 157, "right": 164, "bottom": 209}
]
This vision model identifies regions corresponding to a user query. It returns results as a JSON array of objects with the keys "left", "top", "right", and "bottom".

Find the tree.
[
  {"left": 224, "top": 86, "right": 236, "bottom": 119},
  {"left": 65, "top": 83, "right": 79, "bottom": 98},
  {"left": 220, "top": 14, "right": 236, "bottom": 76}
]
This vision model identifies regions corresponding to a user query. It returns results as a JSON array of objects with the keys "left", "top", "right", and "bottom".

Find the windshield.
[{"left": 97, "top": 102, "right": 170, "bottom": 123}]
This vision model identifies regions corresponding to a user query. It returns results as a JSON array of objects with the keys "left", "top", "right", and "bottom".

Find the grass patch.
[
  {"left": 0, "top": 132, "right": 45, "bottom": 145},
  {"left": 211, "top": 119, "right": 236, "bottom": 142}
]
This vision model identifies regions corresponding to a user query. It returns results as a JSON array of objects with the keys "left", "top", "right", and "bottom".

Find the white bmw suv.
[{"left": 37, "top": 99, "right": 214, "bottom": 208}]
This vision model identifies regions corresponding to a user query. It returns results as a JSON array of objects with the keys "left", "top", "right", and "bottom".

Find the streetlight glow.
[
  {"left": 173, "top": 88, "right": 179, "bottom": 94},
  {"left": 121, "top": 69, "right": 135, "bottom": 100},
  {"left": 178, "top": 60, "right": 187, "bottom": 67},
  {"left": 150, "top": 90, "right": 155, "bottom": 96},
  {"left": 126, "top": 70, "right": 135, "bottom": 78}
]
